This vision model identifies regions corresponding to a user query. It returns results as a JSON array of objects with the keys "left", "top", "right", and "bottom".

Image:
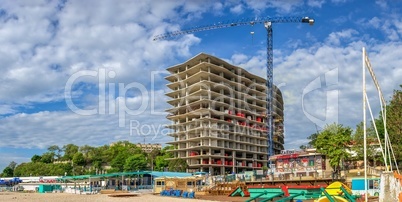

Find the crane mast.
[
  {"left": 265, "top": 21, "right": 274, "bottom": 168},
  {"left": 154, "top": 16, "right": 314, "bottom": 169}
]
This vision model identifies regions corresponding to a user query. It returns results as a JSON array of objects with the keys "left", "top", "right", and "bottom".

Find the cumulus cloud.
[
  {"left": 326, "top": 29, "right": 358, "bottom": 46},
  {"left": 0, "top": 105, "right": 16, "bottom": 116},
  {"left": 0, "top": 88, "right": 171, "bottom": 149},
  {"left": 227, "top": 51, "right": 266, "bottom": 77},
  {"left": 218, "top": 25, "right": 402, "bottom": 150},
  {"left": 0, "top": 0, "right": 204, "bottom": 108},
  {"left": 368, "top": 17, "right": 381, "bottom": 29},
  {"left": 236, "top": 39, "right": 402, "bottom": 149},
  {"left": 361, "top": 16, "right": 402, "bottom": 42},
  {"left": 331, "top": 0, "right": 347, "bottom": 4},
  {"left": 307, "top": 0, "right": 325, "bottom": 8},
  {"left": 243, "top": 0, "right": 305, "bottom": 14},
  {"left": 230, "top": 4, "right": 244, "bottom": 14},
  {"left": 375, "top": 0, "right": 388, "bottom": 9}
]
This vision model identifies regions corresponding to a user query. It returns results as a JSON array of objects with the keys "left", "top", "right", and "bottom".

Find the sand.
[{"left": 0, "top": 192, "right": 247, "bottom": 202}]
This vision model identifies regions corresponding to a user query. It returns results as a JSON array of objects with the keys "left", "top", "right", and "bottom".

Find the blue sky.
[{"left": 1, "top": 0, "right": 402, "bottom": 172}]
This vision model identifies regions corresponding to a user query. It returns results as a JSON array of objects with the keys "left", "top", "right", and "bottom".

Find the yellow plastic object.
[
  {"left": 324, "top": 181, "right": 352, "bottom": 196},
  {"left": 314, "top": 196, "right": 349, "bottom": 202}
]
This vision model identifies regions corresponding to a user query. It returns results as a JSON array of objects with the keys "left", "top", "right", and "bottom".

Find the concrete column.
[
  {"left": 380, "top": 171, "right": 397, "bottom": 202},
  {"left": 232, "top": 151, "right": 236, "bottom": 173}
]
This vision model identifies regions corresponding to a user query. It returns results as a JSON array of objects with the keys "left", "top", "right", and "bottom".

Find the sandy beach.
[{"left": 0, "top": 192, "right": 249, "bottom": 202}]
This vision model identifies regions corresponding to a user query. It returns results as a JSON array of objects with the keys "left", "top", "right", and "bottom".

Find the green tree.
[
  {"left": 110, "top": 153, "right": 127, "bottom": 172},
  {"left": 351, "top": 122, "right": 381, "bottom": 160},
  {"left": 124, "top": 154, "right": 147, "bottom": 171},
  {"left": 307, "top": 132, "right": 319, "bottom": 147},
  {"left": 4, "top": 142, "right": 181, "bottom": 177},
  {"left": 155, "top": 156, "right": 169, "bottom": 171},
  {"left": 168, "top": 158, "right": 188, "bottom": 172},
  {"left": 300, "top": 132, "right": 319, "bottom": 149},
  {"left": 31, "top": 155, "right": 42, "bottom": 163},
  {"left": 8, "top": 161, "right": 17, "bottom": 171},
  {"left": 72, "top": 152, "right": 85, "bottom": 166},
  {"left": 148, "top": 149, "right": 160, "bottom": 171},
  {"left": 63, "top": 144, "right": 79, "bottom": 161},
  {"left": 107, "top": 141, "right": 144, "bottom": 172},
  {"left": 90, "top": 146, "right": 106, "bottom": 173},
  {"left": 155, "top": 146, "right": 173, "bottom": 171},
  {"left": 374, "top": 114, "right": 385, "bottom": 140},
  {"left": 41, "top": 152, "right": 54, "bottom": 163},
  {"left": 2, "top": 167, "right": 13, "bottom": 177},
  {"left": 14, "top": 162, "right": 71, "bottom": 176},
  {"left": 48, "top": 145, "right": 62, "bottom": 161},
  {"left": 386, "top": 85, "right": 402, "bottom": 160},
  {"left": 314, "top": 123, "right": 352, "bottom": 177},
  {"left": 79, "top": 145, "right": 95, "bottom": 165}
]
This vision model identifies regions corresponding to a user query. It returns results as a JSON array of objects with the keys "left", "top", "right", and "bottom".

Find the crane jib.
[{"left": 153, "top": 16, "right": 314, "bottom": 41}]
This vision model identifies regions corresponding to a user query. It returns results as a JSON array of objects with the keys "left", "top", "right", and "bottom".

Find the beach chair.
[
  {"left": 188, "top": 191, "right": 195, "bottom": 198},
  {"left": 167, "top": 190, "right": 171, "bottom": 196},
  {"left": 182, "top": 191, "right": 188, "bottom": 198},
  {"left": 175, "top": 190, "right": 182, "bottom": 197}
]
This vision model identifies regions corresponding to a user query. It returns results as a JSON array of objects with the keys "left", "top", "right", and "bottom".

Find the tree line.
[
  {"left": 0, "top": 141, "right": 187, "bottom": 177},
  {"left": 302, "top": 85, "right": 402, "bottom": 173}
]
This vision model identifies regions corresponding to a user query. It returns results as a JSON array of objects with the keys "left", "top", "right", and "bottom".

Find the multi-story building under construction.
[{"left": 165, "top": 53, "right": 284, "bottom": 175}]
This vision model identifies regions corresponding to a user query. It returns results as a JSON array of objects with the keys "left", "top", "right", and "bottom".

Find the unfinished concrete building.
[{"left": 165, "top": 53, "right": 284, "bottom": 175}]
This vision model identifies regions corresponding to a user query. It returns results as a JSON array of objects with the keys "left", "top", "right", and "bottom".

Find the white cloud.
[
  {"left": 0, "top": 0, "right": 205, "bottom": 108},
  {"left": 331, "top": 0, "right": 347, "bottom": 4},
  {"left": 227, "top": 51, "right": 266, "bottom": 77},
  {"left": 0, "top": 89, "right": 172, "bottom": 149},
  {"left": 308, "top": 0, "right": 325, "bottom": 8},
  {"left": 361, "top": 16, "right": 402, "bottom": 42},
  {"left": 230, "top": 53, "right": 249, "bottom": 64},
  {"left": 0, "top": 1, "right": 213, "bottom": 158},
  {"left": 229, "top": 38, "right": 402, "bottom": 149},
  {"left": 375, "top": 0, "right": 388, "bottom": 9},
  {"left": 225, "top": 37, "right": 400, "bottom": 148},
  {"left": 326, "top": 29, "right": 358, "bottom": 46},
  {"left": 230, "top": 4, "right": 244, "bottom": 14},
  {"left": 368, "top": 17, "right": 381, "bottom": 29},
  {"left": 394, "top": 20, "right": 402, "bottom": 36},
  {"left": 0, "top": 105, "right": 16, "bottom": 115},
  {"left": 244, "top": 0, "right": 304, "bottom": 14}
]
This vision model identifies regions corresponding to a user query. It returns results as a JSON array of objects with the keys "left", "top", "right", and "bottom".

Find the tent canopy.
[{"left": 56, "top": 171, "right": 191, "bottom": 182}]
